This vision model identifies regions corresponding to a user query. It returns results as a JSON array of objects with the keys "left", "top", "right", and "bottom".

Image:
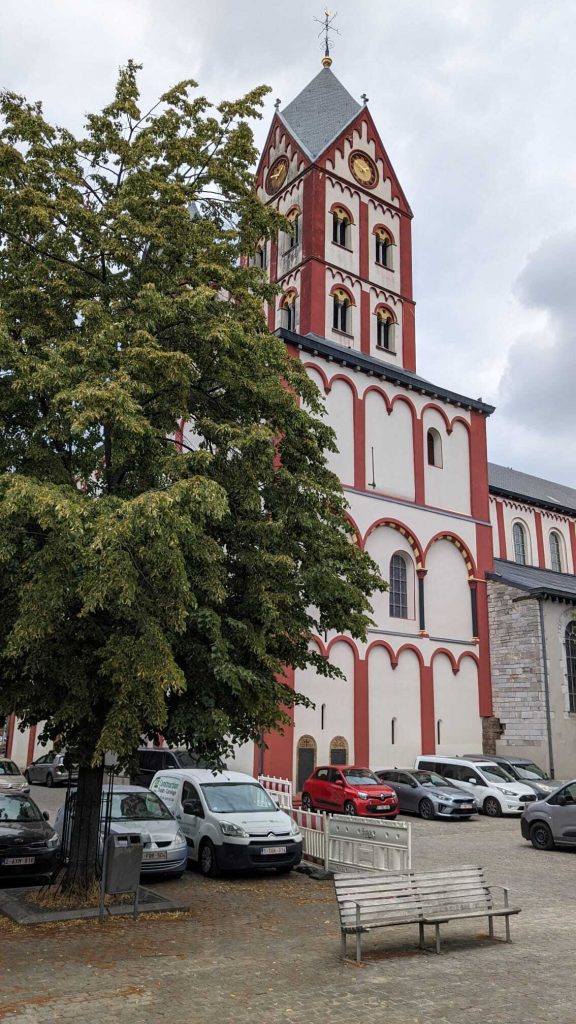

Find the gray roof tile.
[
  {"left": 279, "top": 68, "right": 361, "bottom": 160},
  {"left": 489, "top": 463, "right": 576, "bottom": 515},
  {"left": 489, "top": 558, "right": 576, "bottom": 602}
]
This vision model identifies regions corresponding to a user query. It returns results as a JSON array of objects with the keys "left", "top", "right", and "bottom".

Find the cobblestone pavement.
[{"left": 1, "top": 813, "right": 575, "bottom": 1024}]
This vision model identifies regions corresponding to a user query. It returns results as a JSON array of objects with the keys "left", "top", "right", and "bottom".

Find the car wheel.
[
  {"left": 199, "top": 840, "right": 220, "bottom": 878},
  {"left": 301, "top": 792, "right": 314, "bottom": 812},
  {"left": 344, "top": 800, "right": 356, "bottom": 816},
  {"left": 419, "top": 798, "right": 435, "bottom": 820},
  {"left": 45, "top": 773, "right": 54, "bottom": 788},
  {"left": 530, "top": 821, "right": 555, "bottom": 851},
  {"left": 483, "top": 796, "right": 502, "bottom": 817}
]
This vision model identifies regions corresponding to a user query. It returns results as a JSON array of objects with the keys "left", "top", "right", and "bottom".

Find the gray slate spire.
[{"left": 279, "top": 67, "right": 361, "bottom": 160}]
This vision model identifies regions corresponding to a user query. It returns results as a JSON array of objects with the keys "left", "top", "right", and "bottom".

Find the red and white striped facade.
[{"left": 229, "top": 67, "right": 497, "bottom": 787}]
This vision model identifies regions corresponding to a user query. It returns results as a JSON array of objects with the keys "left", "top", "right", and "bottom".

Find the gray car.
[
  {"left": 55, "top": 785, "right": 188, "bottom": 878},
  {"left": 375, "top": 769, "right": 478, "bottom": 819},
  {"left": 521, "top": 779, "right": 576, "bottom": 850},
  {"left": 24, "top": 751, "right": 77, "bottom": 788},
  {"left": 463, "top": 754, "right": 567, "bottom": 799}
]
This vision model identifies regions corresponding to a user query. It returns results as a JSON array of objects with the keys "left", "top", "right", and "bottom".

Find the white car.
[
  {"left": 150, "top": 768, "right": 302, "bottom": 877},
  {"left": 415, "top": 756, "right": 536, "bottom": 816}
]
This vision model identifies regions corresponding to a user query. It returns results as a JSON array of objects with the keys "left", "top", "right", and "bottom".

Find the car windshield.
[
  {"left": 342, "top": 769, "right": 381, "bottom": 786},
  {"left": 480, "top": 764, "right": 515, "bottom": 783},
  {"left": 201, "top": 783, "right": 277, "bottom": 814},
  {"left": 0, "top": 794, "right": 43, "bottom": 822},
  {"left": 107, "top": 791, "right": 173, "bottom": 821},
  {"left": 413, "top": 771, "right": 455, "bottom": 788},
  {"left": 0, "top": 760, "right": 20, "bottom": 776},
  {"left": 511, "top": 762, "right": 548, "bottom": 780}
]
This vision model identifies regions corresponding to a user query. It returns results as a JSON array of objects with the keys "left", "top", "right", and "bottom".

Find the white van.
[
  {"left": 415, "top": 756, "right": 537, "bottom": 816},
  {"left": 150, "top": 768, "right": 302, "bottom": 877}
]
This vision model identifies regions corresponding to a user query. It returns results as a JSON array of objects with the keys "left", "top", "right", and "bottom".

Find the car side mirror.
[
  {"left": 467, "top": 778, "right": 477, "bottom": 785},
  {"left": 182, "top": 799, "right": 203, "bottom": 817},
  {"left": 557, "top": 794, "right": 567, "bottom": 806},
  {"left": 334, "top": 779, "right": 344, "bottom": 787},
  {"left": 43, "top": 811, "right": 50, "bottom": 821}
]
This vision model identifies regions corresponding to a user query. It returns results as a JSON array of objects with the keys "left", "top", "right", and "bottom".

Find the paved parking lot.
[{"left": 2, "top": 792, "right": 575, "bottom": 1024}]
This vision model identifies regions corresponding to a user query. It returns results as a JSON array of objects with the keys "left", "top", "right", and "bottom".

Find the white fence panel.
[
  {"left": 290, "top": 808, "right": 329, "bottom": 869},
  {"left": 258, "top": 774, "right": 293, "bottom": 811},
  {"left": 328, "top": 815, "right": 411, "bottom": 872}
]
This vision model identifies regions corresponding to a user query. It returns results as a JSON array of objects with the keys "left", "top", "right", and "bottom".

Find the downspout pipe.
[{"left": 537, "top": 597, "right": 555, "bottom": 779}]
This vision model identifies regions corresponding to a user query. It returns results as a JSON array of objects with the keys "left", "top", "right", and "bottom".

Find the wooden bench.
[{"left": 335, "top": 865, "right": 521, "bottom": 961}]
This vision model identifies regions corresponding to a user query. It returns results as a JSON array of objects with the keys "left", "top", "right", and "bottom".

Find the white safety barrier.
[
  {"left": 289, "top": 807, "right": 411, "bottom": 874},
  {"left": 258, "top": 774, "right": 293, "bottom": 811}
]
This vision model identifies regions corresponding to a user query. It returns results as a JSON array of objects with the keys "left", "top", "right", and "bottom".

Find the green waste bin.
[{"left": 104, "top": 833, "right": 143, "bottom": 894}]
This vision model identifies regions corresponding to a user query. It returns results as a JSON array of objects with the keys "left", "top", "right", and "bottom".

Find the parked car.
[
  {"left": 462, "top": 754, "right": 566, "bottom": 799},
  {"left": 0, "top": 758, "right": 30, "bottom": 795},
  {"left": 24, "top": 751, "right": 77, "bottom": 788},
  {"left": 150, "top": 768, "right": 302, "bottom": 877},
  {"left": 130, "top": 747, "right": 207, "bottom": 788},
  {"left": 375, "top": 768, "right": 477, "bottom": 819},
  {"left": 55, "top": 785, "right": 188, "bottom": 878},
  {"left": 301, "top": 766, "right": 398, "bottom": 818},
  {"left": 521, "top": 780, "right": 576, "bottom": 850},
  {"left": 415, "top": 756, "right": 536, "bottom": 816},
  {"left": 0, "top": 792, "right": 60, "bottom": 883}
]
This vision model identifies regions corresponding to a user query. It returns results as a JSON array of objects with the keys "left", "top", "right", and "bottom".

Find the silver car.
[
  {"left": 25, "top": 751, "right": 77, "bottom": 788},
  {"left": 376, "top": 768, "right": 478, "bottom": 819},
  {"left": 0, "top": 758, "right": 30, "bottom": 795},
  {"left": 521, "top": 779, "right": 576, "bottom": 850},
  {"left": 55, "top": 785, "right": 188, "bottom": 878}
]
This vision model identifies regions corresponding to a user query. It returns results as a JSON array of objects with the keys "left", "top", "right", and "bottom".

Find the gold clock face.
[
  {"left": 265, "top": 156, "right": 289, "bottom": 195},
  {"left": 349, "top": 151, "right": 379, "bottom": 188}
]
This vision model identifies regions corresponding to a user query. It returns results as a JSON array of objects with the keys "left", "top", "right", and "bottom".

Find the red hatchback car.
[{"left": 301, "top": 766, "right": 399, "bottom": 818}]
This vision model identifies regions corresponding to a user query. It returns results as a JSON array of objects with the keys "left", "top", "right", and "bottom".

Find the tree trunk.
[{"left": 61, "top": 763, "right": 104, "bottom": 896}]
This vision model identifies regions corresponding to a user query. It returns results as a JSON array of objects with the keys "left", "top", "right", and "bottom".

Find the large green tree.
[{"left": 0, "top": 63, "right": 384, "bottom": 893}]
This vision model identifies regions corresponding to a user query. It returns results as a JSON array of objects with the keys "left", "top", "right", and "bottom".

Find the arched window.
[
  {"left": 389, "top": 553, "right": 408, "bottom": 618},
  {"left": 281, "top": 291, "right": 297, "bottom": 332},
  {"left": 330, "top": 736, "right": 348, "bottom": 765},
  {"left": 427, "top": 428, "right": 442, "bottom": 467},
  {"left": 513, "top": 523, "right": 527, "bottom": 565},
  {"left": 376, "top": 309, "right": 395, "bottom": 352},
  {"left": 550, "top": 531, "right": 563, "bottom": 573},
  {"left": 251, "top": 242, "right": 267, "bottom": 269},
  {"left": 332, "top": 207, "right": 351, "bottom": 247},
  {"left": 296, "top": 735, "right": 317, "bottom": 792},
  {"left": 286, "top": 207, "right": 300, "bottom": 249},
  {"left": 375, "top": 228, "right": 393, "bottom": 267},
  {"left": 332, "top": 288, "right": 352, "bottom": 333},
  {"left": 565, "top": 622, "right": 576, "bottom": 713}
]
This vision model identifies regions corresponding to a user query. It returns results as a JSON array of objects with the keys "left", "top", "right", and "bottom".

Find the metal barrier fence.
[
  {"left": 258, "top": 774, "right": 293, "bottom": 810},
  {"left": 289, "top": 807, "right": 411, "bottom": 874}
]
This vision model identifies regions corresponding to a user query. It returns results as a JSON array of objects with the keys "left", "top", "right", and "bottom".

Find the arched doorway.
[
  {"left": 330, "top": 736, "right": 349, "bottom": 766},
  {"left": 296, "top": 735, "right": 316, "bottom": 792}
]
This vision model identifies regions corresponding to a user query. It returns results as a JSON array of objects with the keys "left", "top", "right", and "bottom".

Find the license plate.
[
  {"left": 142, "top": 850, "right": 168, "bottom": 862},
  {"left": 261, "top": 846, "right": 286, "bottom": 855},
  {"left": 2, "top": 856, "right": 35, "bottom": 866},
  {"left": 460, "top": 804, "right": 473, "bottom": 810},
  {"left": 376, "top": 804, "right": 388, "bottom": 810}
]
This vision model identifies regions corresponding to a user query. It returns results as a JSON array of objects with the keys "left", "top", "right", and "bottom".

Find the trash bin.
[{"left": 104, "top": 833, "right": 143, "bottom": 894}]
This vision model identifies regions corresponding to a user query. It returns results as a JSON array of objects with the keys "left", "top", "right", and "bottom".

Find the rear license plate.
[
  {"left": 2, "top": 857, "right": 35, "bottom": 866},
  {"left": 142, "top": 850, "right": 168, "bottom": 862},
  {"left": 261, "top": 846, "right": 287, "bottom": 855}
]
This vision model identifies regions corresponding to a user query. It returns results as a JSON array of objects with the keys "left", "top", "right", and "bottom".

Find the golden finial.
[{"left": 315, "top": 8, "right": 339, "bottom": 68}]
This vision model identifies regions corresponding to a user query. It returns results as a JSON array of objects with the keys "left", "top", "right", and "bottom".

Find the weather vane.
[{"left": 314, "top": 8, "right": 339, "bottom": 67}]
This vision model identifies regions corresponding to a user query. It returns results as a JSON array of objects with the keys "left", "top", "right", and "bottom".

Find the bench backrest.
[{"left": 334, "top": 866, "right": 491, "bottom": 929}]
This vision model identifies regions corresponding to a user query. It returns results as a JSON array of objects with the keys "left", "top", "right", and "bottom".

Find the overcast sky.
[{"left": 2, "top": 0, "right": 575, "bottom": 486}]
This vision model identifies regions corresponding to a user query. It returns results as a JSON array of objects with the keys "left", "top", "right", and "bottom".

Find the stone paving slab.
[{"left": 0, "top": 814, "right": 575, "bottom": 1023}]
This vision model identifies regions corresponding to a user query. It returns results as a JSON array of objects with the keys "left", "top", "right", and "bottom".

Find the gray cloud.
[{"left": 1, "top": 0, "right": 576, "bottom": 484}]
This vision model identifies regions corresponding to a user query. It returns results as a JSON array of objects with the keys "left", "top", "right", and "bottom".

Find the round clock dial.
[
  {"left": 265, "top": 156, "right": 289, "bottom": 195},
  {"left": 349, "top": 151, "right": 379, "bottom": 189}
]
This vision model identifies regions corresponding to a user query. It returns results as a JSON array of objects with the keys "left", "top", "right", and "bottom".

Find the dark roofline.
[
  {"left": 277, "top": 328, "right": 495, "bottom": 415},
  {"left": 489, "top": 484, "right": 576, "bottom": 518},
  {"left": 488, "top": 559, "right": 576, "bottom": 604}
]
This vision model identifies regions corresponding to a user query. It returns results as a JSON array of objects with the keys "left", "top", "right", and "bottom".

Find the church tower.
[{"left": 248, "top": 59, "right": 496, "bottom": 789}]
